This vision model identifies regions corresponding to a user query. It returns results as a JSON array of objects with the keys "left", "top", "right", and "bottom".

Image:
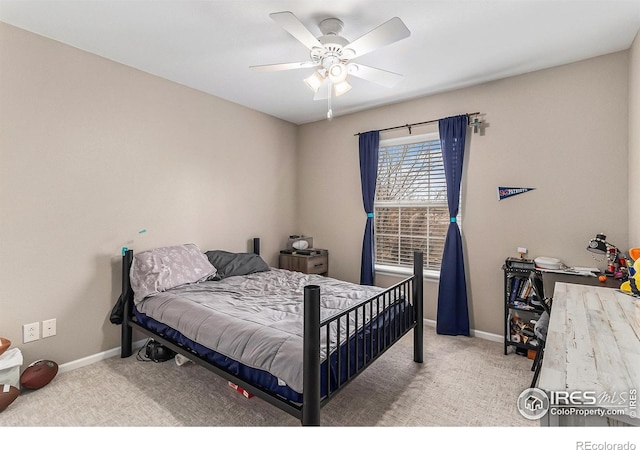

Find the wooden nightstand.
[{"left": 279, "top": 251, "right": 329, "bottom": 276}]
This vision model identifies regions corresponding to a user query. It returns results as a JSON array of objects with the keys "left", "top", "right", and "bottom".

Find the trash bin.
[{"left": 0, "top": 348, "right": 23, "bottom": 389}]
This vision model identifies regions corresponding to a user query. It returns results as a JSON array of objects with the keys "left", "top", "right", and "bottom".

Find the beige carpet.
[{"left": 0, "top": 326, "right": 538, "bottom": 428}]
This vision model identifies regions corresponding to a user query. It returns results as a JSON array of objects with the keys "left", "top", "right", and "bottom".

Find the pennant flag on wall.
[{"left": 498, "top": 186, "right": 535, "bottom": 201}]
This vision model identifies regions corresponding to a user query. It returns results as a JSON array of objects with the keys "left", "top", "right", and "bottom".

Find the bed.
[{"left": 116, "top": 238, "right": 424, "bottom": 426}]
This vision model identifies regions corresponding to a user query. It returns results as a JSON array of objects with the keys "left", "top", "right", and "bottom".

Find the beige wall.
[
  {"left": 0, "top": 23, "right": 298, "bottom": 366},
  {"left": 630, "top": 31, "right": 640, "bottom": 246},
  {"left": 297, "top": 51, "right": 629, "bottom": 336},
  {"left": 1, "top": 21, "right": 634, "bottom": 367}
]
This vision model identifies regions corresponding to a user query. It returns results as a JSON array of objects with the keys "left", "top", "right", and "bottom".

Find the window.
[{"left": 374, "top": 132, "right": 457, "bottom": 274}]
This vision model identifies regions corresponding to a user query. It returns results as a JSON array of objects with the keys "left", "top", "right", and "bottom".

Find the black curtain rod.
[{"left": 354, "top": 112, "right": 481, "bottom": 136}]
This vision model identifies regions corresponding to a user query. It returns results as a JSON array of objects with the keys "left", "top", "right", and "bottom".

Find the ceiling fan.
[{"left": 250, "top": 11, "right": 411, "bottom": 119}]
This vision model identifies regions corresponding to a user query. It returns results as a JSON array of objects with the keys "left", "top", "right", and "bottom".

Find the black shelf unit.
[{"left": 502, "top": 261, "right": 544, "bottom": 356}]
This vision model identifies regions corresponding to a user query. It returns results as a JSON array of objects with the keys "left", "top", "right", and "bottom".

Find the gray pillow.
[
  {"left": 130, "top": 244, "right": 217, "bottom": 304},
  {"left": 205, "top": 250, "right": 270, "bottom": 280}
]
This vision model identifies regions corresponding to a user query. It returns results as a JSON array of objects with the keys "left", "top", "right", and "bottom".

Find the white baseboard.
[
  {"left": 58, "top": 322, "right": 501, "bottom": 375},
  {"left": 58, "top": 339, "right": 146, "bottom": 374},
  {"left": 470, "top": 328, "right": 502, "bottom": 343},
  {"left": 423, "top": 318, "right": 502, "bottom": 343}
]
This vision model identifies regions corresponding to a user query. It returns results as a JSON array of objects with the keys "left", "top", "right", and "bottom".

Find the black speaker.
[{"left": 144, "top": 340, "right": 176, "bottom": 362}]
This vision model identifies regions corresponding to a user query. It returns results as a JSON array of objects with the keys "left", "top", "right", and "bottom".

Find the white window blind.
[{"left": 375, "top": 132, "right": 456, "bottom": 271}]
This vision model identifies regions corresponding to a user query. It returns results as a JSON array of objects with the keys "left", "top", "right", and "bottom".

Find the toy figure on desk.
[
  {"left": 609, "top": 247, "right": 629, "bottom": 280},
  {"left": 620, "top": 248, "right": 639, "bottom": 297},
  {"left": 587, "top": 233, "right": 629, "bottom": 280}
]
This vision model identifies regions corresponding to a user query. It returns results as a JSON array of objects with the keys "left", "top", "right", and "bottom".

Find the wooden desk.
[
  {"left": 538, "top": 282, "right": 640, "bottom": 426},
  {"left": 540, "top": 271, "right": 622, "bottom": 297}
]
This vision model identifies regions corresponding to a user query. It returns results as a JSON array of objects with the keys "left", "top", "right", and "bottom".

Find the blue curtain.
[
  {"left": 358, "top": 131, "right": 380, "bottom": 286},
  {"left": 436, "top": 115, "right": 470, "bottom": 336}
]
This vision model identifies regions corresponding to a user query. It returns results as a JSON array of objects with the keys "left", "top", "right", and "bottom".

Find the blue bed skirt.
[{"left": 134, "top": 299, "right": 411, "bottom": 403}]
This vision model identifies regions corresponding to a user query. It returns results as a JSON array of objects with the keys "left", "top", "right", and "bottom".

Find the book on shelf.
[
  {"left": 518, "top": 278, "right": 531, "bottom": 300},
  {"left": 509, "top": 277, "right": 521, "bottom": 304}
]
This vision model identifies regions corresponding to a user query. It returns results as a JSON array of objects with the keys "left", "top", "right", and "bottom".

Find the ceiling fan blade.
[
  {"left": 250, "top": 61, "right": 319, "bottom": 72},
  {"left": 343, "top": 17, "right": 410, "bottom": 59},
  {"left": 348, "top": 64, "right": 404, "bottom": 88},
  {"left": 270, "top": 11, "right": 323, "bottom": 51}
]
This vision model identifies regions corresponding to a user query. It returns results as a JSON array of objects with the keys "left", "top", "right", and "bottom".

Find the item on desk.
[
  {"left": 564, "top": 267, "right": 599, "bottom": 277},
  {"left": 504, "top": 257, "right": 535, "bottom": 270},
  {"left": 572, "top": 266, "right": 600, "bottom": 273},
  {"left": 586, "top": 233, "right": 629, "bottom": 280},
  {"left": 598, "top": 275, "right": 607, "bottom": 283},
  {"left": 534, "top": 256, "right": 564, "bottom": 270},
  {"left": 620, "top": 248, "right": 640, "bottom": 297},
  {"left": 535, "top": 259, "right": 598, "bottom": 277}
]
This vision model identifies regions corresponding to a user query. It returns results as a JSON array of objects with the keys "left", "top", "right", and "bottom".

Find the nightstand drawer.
[
  {"left": 305, "top": 255, "right": 328, "bottom": 274},
  {"left": 279, "top": 252, "right": 329, "bottom": 276}
]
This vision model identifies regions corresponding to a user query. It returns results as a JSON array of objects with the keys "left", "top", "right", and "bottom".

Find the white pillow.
[{"left": 130, "top": 243, "right": 217, "bottom": 303}]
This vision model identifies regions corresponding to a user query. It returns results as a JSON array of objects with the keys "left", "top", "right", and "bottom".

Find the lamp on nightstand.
[{"left": 287, "top": 235, "right": 313, "bottom": 250}]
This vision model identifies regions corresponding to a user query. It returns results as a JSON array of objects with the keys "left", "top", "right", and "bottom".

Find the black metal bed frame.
[{"left": 119, "top": 238, "right": 423, "bottom": 426}]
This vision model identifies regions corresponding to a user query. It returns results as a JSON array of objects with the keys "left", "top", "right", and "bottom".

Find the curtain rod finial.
[{"left": 469, "top": 116, "right": 483, "bottom": 134}]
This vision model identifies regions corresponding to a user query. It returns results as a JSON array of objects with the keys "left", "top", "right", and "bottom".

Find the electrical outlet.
[
  {"left": 42, "top": 318, "right": 56, "bottom": 338},
  {"left": 23, "top": 322, "right": 40, "bottom": 343}
]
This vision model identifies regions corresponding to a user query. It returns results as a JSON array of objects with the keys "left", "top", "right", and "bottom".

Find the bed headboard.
[{"left": 119, "top": 237, "right": 263, "bottom": 358}]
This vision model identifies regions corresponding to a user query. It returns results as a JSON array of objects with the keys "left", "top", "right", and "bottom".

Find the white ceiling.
[{"left": 1, "top": 0, "right": 639, "bottom": 124}]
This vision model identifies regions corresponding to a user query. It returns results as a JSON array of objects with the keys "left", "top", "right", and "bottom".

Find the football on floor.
[
  {"left": 20, "top": 360, "right": 58, "bottom": 390},
  {"left": 0, "top": 384, "right": 20, "bottom": 412}
]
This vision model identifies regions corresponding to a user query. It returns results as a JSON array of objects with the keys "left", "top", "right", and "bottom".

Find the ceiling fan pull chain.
[{"left": 327, "top": 83, "right": 333, "bottom": 120}]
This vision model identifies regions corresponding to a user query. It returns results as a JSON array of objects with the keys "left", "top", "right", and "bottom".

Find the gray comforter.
[{"left": 136, "top": 268, "right": 385, "bottom": 393}]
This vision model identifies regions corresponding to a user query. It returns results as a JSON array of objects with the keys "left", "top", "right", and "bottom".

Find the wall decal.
[{"left": 498, "top": 186, "right": 535, "bottom": 201}]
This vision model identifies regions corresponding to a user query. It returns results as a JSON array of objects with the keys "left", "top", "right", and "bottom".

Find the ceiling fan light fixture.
[
  {"left": 254, "top": 12, "right": 412, "bottom": 121},
  {"left": 304, "top": 71, "right": 325, "bottom": 93},
  {"left": 342, "top": 48, "right": 357, "bottom": 59},
  {"left": 333, "top": 80, "right": 352, "bottom": 96},
  {"left": 328, "top": 63, "right": 348, "bottom": 83}
]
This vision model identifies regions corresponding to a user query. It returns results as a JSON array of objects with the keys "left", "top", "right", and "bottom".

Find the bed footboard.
[{"left": 301, "top": 251, "right": 424, "bottom": 426}]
